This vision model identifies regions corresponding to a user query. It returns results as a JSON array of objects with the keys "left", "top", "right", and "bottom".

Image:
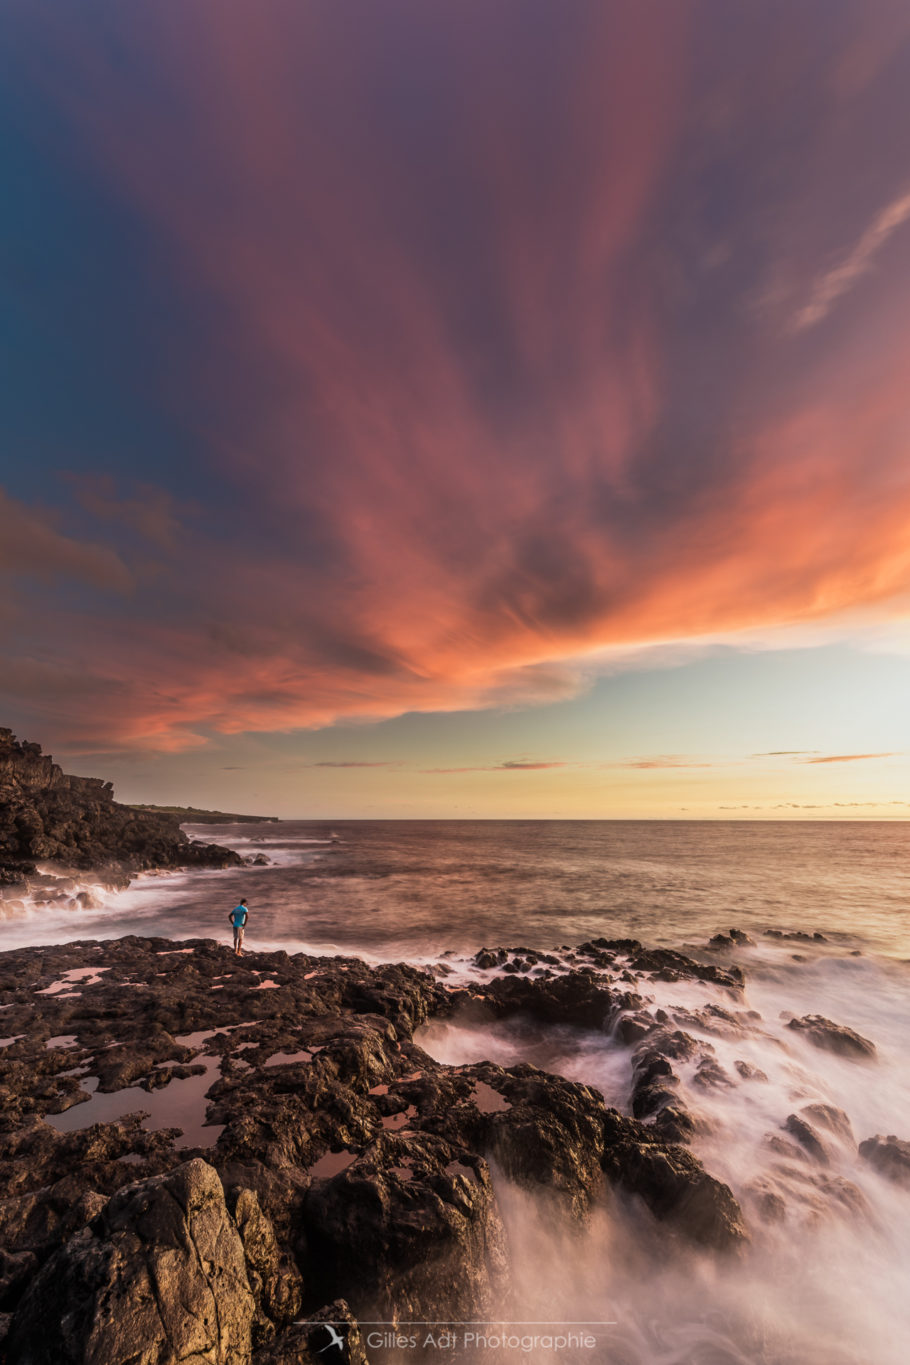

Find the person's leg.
[{"left": 237, "top": 927, "right": 244, "bottom": 957}]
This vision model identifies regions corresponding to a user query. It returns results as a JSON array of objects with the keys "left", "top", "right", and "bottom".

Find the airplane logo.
[{"left": 318, "top": 1324, "right": 346, "bottom": 1354}]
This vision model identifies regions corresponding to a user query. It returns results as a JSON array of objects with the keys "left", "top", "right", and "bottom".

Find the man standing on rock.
[{"left": 229, "top": 899, "right": 249, "bottom": 956}]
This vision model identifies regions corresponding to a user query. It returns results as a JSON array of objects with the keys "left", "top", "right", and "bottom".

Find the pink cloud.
[
  {"left": 5, "top": 3, "right": 910, "bottom": 754},
  {"left": 801, "top": 752, "right": 898, "bottom": 764},
  {"left": 0, "top": 488, "right": 132, "bottom": 593}
]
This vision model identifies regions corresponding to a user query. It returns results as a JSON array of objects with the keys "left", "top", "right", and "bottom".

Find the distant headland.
[{"left": 128, "top": 804, "right": 279, "bottom": 825}]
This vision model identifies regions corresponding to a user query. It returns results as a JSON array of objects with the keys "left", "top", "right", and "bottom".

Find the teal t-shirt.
[{"left": 231, "top": 905, "right": 248, "bottom": 927}]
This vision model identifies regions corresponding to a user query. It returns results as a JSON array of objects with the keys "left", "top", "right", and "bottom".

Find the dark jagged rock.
[
  {"left": 800, "top": 1104, "right": 855, "bottom": 1148},
  {"left": 403, "top": 1060, "right": 609, "bottom": 1219},
  {"left": 628, "top": 946, "right": 744, "bottom": 990},
  {"left": 692, "top": 1056, "right": 734, "bottom": 1090},
  {"left": 4, "top": 1159, "right": 255, "bottom": 1365},
  {"left": 734, "top": 1060, "right": 768, "bottom": 1082},
  {"left": 230, "top": 1186, "right": 304, "bottom": 1343},
  {"left": 707, "top": 928, "right": 756, "bottom": 951},
  {"left": 0, "top": 727, "right": 242, "bottom": 888},
  {"left": 0, "top": 933, "right": 752, "bottom": 1359},
  {"left": 764, "top": 929, "right": 828, "bottom": 943},
  {"left": 784, "top": 1114, "right": 831, "bottom": 1166},
  {"left": 602, "top": 1110, "right": 747, "bottom": 1250},
  {"left": 859, "top": 1134, "right": 910, "bottom": 1187},
  {"left": 787, "top": 1014, "right": 876, "bottom": 1060},
  {"left": 628, "top": 1031, "right": 702, "bottom": 1143},
  {"left": 451, "top": 970, "right": 618, "bottom": 1030},
  {"left": 303, "top": 1135, "right": 508, "bottom": 1326}
]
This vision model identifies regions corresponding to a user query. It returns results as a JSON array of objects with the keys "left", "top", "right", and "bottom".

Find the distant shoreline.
[{"left": 129, "top": 804, "right": 279, "bottom": 825}]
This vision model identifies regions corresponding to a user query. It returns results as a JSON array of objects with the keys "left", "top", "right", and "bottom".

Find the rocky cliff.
[{"left": 0, "top": 729, "right": 242, "bottom": 887}]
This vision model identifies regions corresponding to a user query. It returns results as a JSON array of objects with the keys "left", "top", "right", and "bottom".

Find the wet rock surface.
[
  {"left": 787, "top": 1013, "right": 876, "bottom": 1060},
  {"left": 859, "top": 1134, "right": 910, "bottom": 1187},
  {"left": 0, "top": 932, "right": 753, "bottom": 1360},
  {"left": 601, "top": 1110, "right": 748, "bottom": 1250}
]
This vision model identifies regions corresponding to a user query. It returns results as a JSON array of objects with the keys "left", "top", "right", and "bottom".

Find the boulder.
[
  {"left": 628, "top": 946, "right": 744, "bottom": 989},
  {"left": 602, "top": 1110, "right": 747, "bottom": 1251},
  {"left": 858, "top": 1134, "right": 910, "bottom": 1187},
  {"left": 784, "top": 1114, "right": 831, "bottom": 1166},
  {"left": 787, "top": 1014, "right": 876, "bottom": 1060},
  {"left": 231, "top": 1186, "right": 303, "bottom": 1342},
  {"left": 464, "top": 971, "right": 616, "bottom": 1030},
  {"left": 4, "top": 1159, "right": 255, "bottom": 1365},
  {"left": 799, "top": 1104, "right": 855, "bottom": 1147},
  {"left": 302, "top": 1135, "right": 507, "bottom": 1325}
]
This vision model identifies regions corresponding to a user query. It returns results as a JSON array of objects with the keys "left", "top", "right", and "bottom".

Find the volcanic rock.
[
  {"left": 303, "top": 1134, "right": 507, "bottom": 1326},
  {"left": 627, "top": 946, "right": 744, "bottom": 990},
  {"left": 784, "top": 1114, "right": 831, "bottom": 1165},
  {"left": 457, "top": 970, "right": 617, "bottom": 1030},
  {"left": 787, "top": 1014, "right": 876, "bottom": 1060},
  {"left": 602, "top": 1110, "right": 747, "bottom": 1250},
  {"left": 858, "top": 1134, "right": 910, "bottom": 1187},
  {"left": 230, "top": 1186, "right": 303, "bottom": 1342},
  {"left": 4, "top": 1159, "right": 255, "bottom": 1365},
  {"left": 0, "top": 931, "right": 753, "bottom": 1358},
  {"left": 0, "top": 727, "right": 242, "bottom": 888}
]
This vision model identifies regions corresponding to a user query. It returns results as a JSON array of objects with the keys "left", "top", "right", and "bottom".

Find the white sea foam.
[{"left": 417, "top": 937, "right": 910, "bottom": 1363}]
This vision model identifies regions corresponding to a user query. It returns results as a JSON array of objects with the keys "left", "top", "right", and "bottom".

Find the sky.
[{"left": 1, "top": 0, "right": 909, "bottom": 818}]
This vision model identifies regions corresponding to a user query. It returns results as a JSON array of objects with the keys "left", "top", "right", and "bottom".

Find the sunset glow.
[{"left": 2, "top": 0, "right": 908, "bottom": 815}]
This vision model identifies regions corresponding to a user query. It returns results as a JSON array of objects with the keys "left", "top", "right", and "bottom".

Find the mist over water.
[
  {"left": 5, "top": 819, "right": 908, "bottom": 959},
  {"left": 4, "top": 820, "right": 910, "bottom": 1362}
]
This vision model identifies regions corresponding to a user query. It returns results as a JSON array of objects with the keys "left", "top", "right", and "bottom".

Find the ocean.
[
  {"left": 4, "top": 819, "right": 910, "bottom": 1363},
  {"left": 6, "top": 818, "right": 909, "bottom": 960}
]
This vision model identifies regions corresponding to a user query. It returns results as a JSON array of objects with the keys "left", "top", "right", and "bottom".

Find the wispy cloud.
[
  {"left": 420, "top": 760, "right": 569, "bottom": 774},
  {"left": 752, "top": 750, "right": 820, "bottom": 757},
  {"left": 495, "top": 760, "right": 568, "bottom": 771},
  {"left": 618, "top": 755, "right": 720, "bottom": 770},
  {"left": 794, "top": 188, "right": 910, "bottom": 331},
  {"left": 800, "top": 752, "right": 898, "bottom": 764},
  {"left": 311, "top": 761, "right": 398, "bottom": 769},
  {"left": 0, "top": 487, "right": 132, "bottom": 593}
]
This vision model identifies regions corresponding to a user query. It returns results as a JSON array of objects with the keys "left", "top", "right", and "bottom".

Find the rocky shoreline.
[
  {"left": 0, "top": 729, "right": 243, "bottom": 894},
  {"left": 0, "top": 933, "right": 756, "bottom": 1363},
  {"left": 0, "top": 926, "right": 901, "bottom": 1364}
]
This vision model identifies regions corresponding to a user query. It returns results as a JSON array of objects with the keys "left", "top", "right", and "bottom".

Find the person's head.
[{"left": 240, "top": 899, "right": 247, "bottom": 906}]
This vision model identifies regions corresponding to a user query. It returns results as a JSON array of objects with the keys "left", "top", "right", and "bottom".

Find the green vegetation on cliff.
[{"left": 128, "top": 805, "right": 278, "bottom": 824}]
